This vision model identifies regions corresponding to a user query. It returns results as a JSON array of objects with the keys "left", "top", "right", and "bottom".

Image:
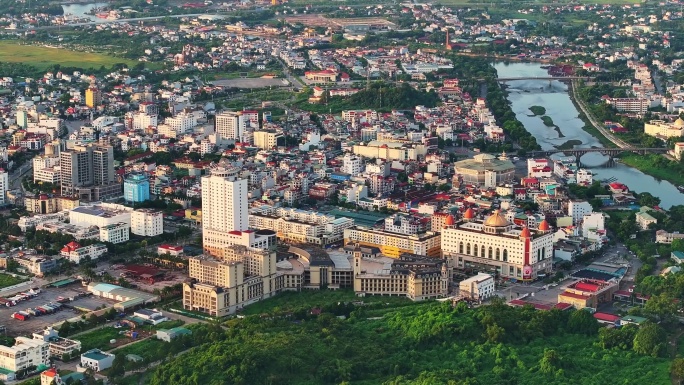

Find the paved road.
[{"left": 570, "top": 80, "right": 631, "bottom": 149}]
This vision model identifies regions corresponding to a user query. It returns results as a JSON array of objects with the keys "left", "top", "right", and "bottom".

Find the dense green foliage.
[
  {"left": 299, "top": 83, "right": 440, "bottom": 113},
  {"left": 529, "top": 105, "right": 546, "bottom": 115},
  {"left": 133, "top": 300, "right": 670, "bottom": 385}
]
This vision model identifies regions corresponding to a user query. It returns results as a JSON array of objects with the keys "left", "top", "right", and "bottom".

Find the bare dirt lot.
[{"left": 0, "top": 285, "right": 117, "bottom": 337}]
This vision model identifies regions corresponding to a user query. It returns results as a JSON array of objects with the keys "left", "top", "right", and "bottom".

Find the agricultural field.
[{"left": 0, "top": 41, "right": 139, "bottom": 70}]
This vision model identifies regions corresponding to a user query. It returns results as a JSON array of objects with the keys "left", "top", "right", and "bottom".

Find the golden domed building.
[
  {"left": 453, "top": 154, "right": 515, "bottom": 188},
  {"left": 442, "top": 210, "right": 553, "bottom": 281}
]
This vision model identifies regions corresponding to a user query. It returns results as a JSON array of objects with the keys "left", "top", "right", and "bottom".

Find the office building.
[
  {"left": 69, "top": 203, "right": 132, "bottom": 228},
  {"left": 248, "top": 206, "right": 354, "bottom": 245},
  {"left": 202, "top": 166, "right": 251, "bottom": 256},
  {"left": 85, "top": 87, "right": 102, "bottom": 108},
  {"left": 215, "top": 111, "right": 246, "bottom": 144},
  {"left": 441, "top": 211, "right": 553, "bottom": 281},
  {"left": 131, "top": 209, "right": 163, "bottom": 237},
  {"left": 60, "top": 144, "right": 120, "bottom": 200},
  {"left": 124, "top": 173, "right": 150, "bottom": 203}
]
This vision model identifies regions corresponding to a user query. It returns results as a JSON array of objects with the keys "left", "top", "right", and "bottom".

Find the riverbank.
[
  {"left": 566, "top": 81, "right": 617, "bottom": 148},
  {"left": 619, "top": 153, "right": 684, "bottom": 187}
]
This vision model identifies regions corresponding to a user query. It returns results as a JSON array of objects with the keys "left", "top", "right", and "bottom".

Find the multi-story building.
[
  {"left": 124, "top": 173, "right": 150, "bottom": 203},
  {"left": 215, "top": 111, "right": 246, "bottom": 144},
  {"left": 454, "top": 154, "right": 515, "bottom": 188},
  {"left": 14, "top": 255, "right": 56, "bottom": 277},
  {"left": 343, "top": 227, "right": 441, "bottom": 258},
  {"left": 85, "top": 87, "right": 102, "bottom": 108},
  {"left": 352, "top": 247, "right": 450, "bottom": 301},
  {"left": 644, "top": 118, "right": 684, "bottom": 139},
  {"left": 131, "top": 209, "right": 163, "bottom": 237},
  {"left": 568, "top": 200, "right": 593, "bottom": 225},
  {"left": 342, "top": 154, "right": 364, "bottom": 175},
  {"left": 458, "top": 273, "right": 495, "bottom": 301},
  {"left": 248, "top": 206, "right": 354, "bottom": 245},
  {"left": 441, "top": 211, "right": 554, "bottom": 281},
  {"left": 32, "top": 327, "right": 82, "bottom": 359},
  {"left": 202, "top": 166, "right": 250, "bottom": 256},
  {"left": 60, "top": 242, "right": 108, "bottom": 264},
  {"left": 70, "top": 203, "right": 132, "bottom": 228},
  {"left": 182, "top": 246, "right": 279, "bottom": 316},
  {"left": 60, "top": 144, "right": 119, "bottom": 200},
  {"left": 253, "top": 130, "right": 283, "bottom": 150},
  {"left": 0, "top": 337, "right": 50, "bottom": 373},
  {"left": 0, "top": 169, "right": 8, "bottom": 206},
  {"left": 383, "top": 213, "right": 427, "bottom": 235},
  {"left": 33, "top": 156, "right": 60, "bottom": 183},
  {"left": 165, "top": 111, "right": 198, "bottom": 134},
  {"left": 99, "top": 222, "right": 130, "bottom": 244}
]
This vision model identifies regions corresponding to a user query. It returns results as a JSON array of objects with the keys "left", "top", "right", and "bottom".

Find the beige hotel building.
[{"left": 441, "top": 211, "right": 553, "bottom": 281}]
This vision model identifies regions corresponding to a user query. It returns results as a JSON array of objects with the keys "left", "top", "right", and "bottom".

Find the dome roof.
[
  {"left": 463, "top": 208, "right": 475, "bottom": 219},
  {"left": 675, "top": 117, "right": 684, "bottom": 127},
  {"left": 444, "top": 215, "right": 455, "bottom": 226},
  {"left": 520, "top": 227, "right": 531, "bottom": 238},
  {"left": 484, "top": 210, "right": 509, "bottom": 227},
  {"left": 473, "top": 153, "right": 496, "bottom": 162},
  {"left": 538, "top": 219, "right": 550, "bottom": 231}
]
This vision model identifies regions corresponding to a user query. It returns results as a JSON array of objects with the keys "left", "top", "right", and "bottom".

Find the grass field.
[
  {"left": 0, "top": 273, "right": 26, "bottom": 289},
  {"left": 0, "top": 41, "right": 139, "bottom": 70}
]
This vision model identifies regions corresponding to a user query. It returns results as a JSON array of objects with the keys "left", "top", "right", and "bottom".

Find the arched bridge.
[
  {"left": 527, "top": 147, "right": 669, "bottom": 158},
  {"left": 496, "top": 76, "right": 592, "bottom": 82}
]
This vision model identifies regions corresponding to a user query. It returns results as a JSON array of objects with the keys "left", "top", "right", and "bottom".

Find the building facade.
[
  {"left": 131, "top": 209, "right": 163, "bottom": 237},
  {"left": 441, "top": 211, "right": 553, "bottom": 281},
  {"left": 343, "top": 227, "right": 441, "bottom": 258},
  {"left": 124, "top": 173, "right": 150, "bottom": 203}
]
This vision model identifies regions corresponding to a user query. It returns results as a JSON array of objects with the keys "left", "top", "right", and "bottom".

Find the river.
[
  {"left": 61, "top": 2, "right": 109, "bottom": 21},
  {"left": 494, "top": 62, "right": 684, "bottom": 209}
]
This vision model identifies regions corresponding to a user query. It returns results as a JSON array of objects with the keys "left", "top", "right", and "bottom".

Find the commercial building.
[
  {"left": 441, "top": 211, "right": 554, "bottom": 281},
  {"left": 215, "top": 111, "right": 246, "bottom": 144},
  {"left": 182, "top": 245, "right": 279, "bottom": 316},
  {"left": 0, "top": 169, "right": 7, "bottom": 206},
  {"left": 352, "top": 247, "right": 450, "bottom": 301},
  {"left": 352, "top": 141, "right": 428, "bottom": 161},
  {"left": 24, "top": 195, "right": 79, "bottom": 214},
  {"left": 133, "top": 309, "right": 168, "bottom": 325},
  {"left": 343, "top": 227, "right": 441, "bottom": 258},
  {"left": 0, "top": 337, "right": 50, "bottom": 373},
  {"left": 453, "top": 154, "right": 515, "bottom": 188},
  {"left": 85, "top": 87, "right": 102, "bottom": 108},
  {"left": 248, "top": 206, "right": 354, "bottom": 245},
  {"left": 202, "top": 166, "right": 253, "bottom": 257},
  {"left": 557, "top": 280, "right": 618, "bottom": 309},
  {"left": 69, "top": 203, "right": 132, "bottom": 228},
  {"left": 80, "top": 349, "right": 114, "bottom": 372},
  {"left": 253, "top": 130, "right": 283, "bottom": 150},
  {"left": 458, "top": 273, "right": 495, "bottom": 301},
  {"left": 124, "top": 173, "right": 150, "bottom": 203},
  {"left": 60, "top": 144, "right": 120, "bottom": 200},
  {"left": 131, "top": 209, "right": 163, "bottom": 237},
  {"left": 14, "top": 255, "right": 57, "bottom": 277},
  {"left": 644, "top": 118, "right": 684, "bottom": 139},
  {"left": 87, "top": 282, "right": 159, "bottom": 311}
]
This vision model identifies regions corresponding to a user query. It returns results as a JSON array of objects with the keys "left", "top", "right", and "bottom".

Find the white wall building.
[
  {"left": 69, "top": 204, "right": 132, "bottom": 228},
  {"left": 459, "top": 273, "right": 495, "bottom": 301},
  {"left": 99, "top": 222, "right": 130, "bottom": 244},
  {"left": 568, "top": 200, "right": 593, "bottom": 225},
  {"left": 131, "top": 209, "right": 163, "bottom": 237},
  {"left": 0, "top": 337, "right": 49, "bottom": 372}
]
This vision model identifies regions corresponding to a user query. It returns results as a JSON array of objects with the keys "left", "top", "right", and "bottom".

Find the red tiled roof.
[
  {"left": 559, "top": 291, "right": 590, "bottom": 300},
  {"left": 594, "top": 312, "right": 620, "bottom": 322}
]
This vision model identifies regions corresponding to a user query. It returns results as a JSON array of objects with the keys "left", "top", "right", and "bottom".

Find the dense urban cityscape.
[{"left": 0, "top": 0, "right": 681, "bottom": 383}]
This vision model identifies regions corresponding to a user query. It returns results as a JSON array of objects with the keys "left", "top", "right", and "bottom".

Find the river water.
[
  {"left": 61, "top": 2, "right": 108, "bottom": 21},
  {"left": 494, "top": 62, "right": 684, "bottom": 209}
]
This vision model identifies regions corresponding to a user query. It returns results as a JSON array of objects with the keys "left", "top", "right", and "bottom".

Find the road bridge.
[
  {"left": 496, "top": 76, "right": 592, "bottom": 82},
  {"left": 527, "top": 147, "right": 668, "bottom": 158}
]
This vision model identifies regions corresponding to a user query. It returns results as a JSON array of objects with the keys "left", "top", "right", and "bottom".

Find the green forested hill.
[{"left": 133, "top": 299, "right": 671, "bottom": 385}]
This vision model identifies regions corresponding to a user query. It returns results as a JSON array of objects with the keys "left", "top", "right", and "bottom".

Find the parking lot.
[{"left": 0, "top": 285, "right": 117, "bottom": 336}]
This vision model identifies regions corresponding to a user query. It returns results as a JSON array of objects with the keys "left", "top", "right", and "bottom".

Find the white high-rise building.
[
  {"left": 131, "top": 209, "right": 163, "bottom": 237},
  {"left": 342, "top": 154, "right": 363, "bottom": 175},
  {"left": 202, "top": 166, "right": 250, "bottom": 256},
  {"left": 215, "top": 111, "right": 246, "bottom": 144},
  {"left": 0, "top": 169, "right": 8, "bottom": 206}
]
